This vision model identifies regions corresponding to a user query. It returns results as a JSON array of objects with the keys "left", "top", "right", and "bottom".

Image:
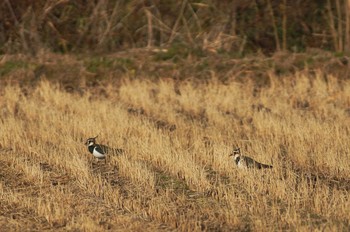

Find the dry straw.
[{"left": 0, "top": 72, "right": 349, "bottom": 230}]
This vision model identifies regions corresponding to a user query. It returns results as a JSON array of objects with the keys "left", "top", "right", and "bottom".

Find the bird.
[
  {"left": 229, "top": 147, "right": 272, "bottom": 169},
  {"left": 85, "top": 136, "right": 124, "bottom": 162}
]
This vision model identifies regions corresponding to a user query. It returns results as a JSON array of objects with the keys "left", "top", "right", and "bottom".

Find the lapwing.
[
  {"left": 230, "top": 148, "right": 272, "bottom": 169},
  {"left": 85, "top": 136, "right": 124, "bottom": 163}
]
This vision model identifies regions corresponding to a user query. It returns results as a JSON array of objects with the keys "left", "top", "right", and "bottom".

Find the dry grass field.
[{"left": 0, "top": 72, "right": 350, "bottom": 231}]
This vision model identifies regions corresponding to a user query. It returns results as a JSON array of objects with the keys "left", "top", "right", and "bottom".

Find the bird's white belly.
[
  {"left": 237, "top": 161, "right": 246, "bottom": 169},
  {"left": 93, "top": 149, "right": 105, "bottom": 158}
]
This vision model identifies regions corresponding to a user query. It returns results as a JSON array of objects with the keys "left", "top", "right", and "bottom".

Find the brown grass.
[
  {"left": 2, "top": 1, "right": 350, "bottom": 54},
  {"left": 0, "top": 72, "right": 350, "bottom": 231}
]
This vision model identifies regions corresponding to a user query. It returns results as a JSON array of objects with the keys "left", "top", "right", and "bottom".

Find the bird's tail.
[{"left": 260, "top": 163, "right": 273, "bottom": 169}]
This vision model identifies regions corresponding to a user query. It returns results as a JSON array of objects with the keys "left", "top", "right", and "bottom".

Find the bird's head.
[
  {"left": 85, "top": 136, "right": 98, "bottom": 146},
  {"left": 229, "top": 147, "right": 241, "bottom": 160}
]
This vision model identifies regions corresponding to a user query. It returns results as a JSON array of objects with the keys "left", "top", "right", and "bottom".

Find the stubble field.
[{"left": 0, "top": 72, "right": 350, "bottom": 231}]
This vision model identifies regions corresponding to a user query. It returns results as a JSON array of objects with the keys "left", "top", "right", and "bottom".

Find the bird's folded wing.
[{"left": 95, "top": 145, "right": 107, "bottom": 154}]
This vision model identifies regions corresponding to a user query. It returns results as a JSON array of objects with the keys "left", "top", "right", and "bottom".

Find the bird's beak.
[{"left": 229, "top": 153, "right": 233, "bottom": 157}]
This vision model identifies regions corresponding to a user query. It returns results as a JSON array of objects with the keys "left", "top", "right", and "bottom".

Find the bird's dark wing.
[
  {"left": 95, "top": 144, "right": 107, "bottom": 154},
  {"left": 244, "top": 156, "right": 259, "bottom": 168},
  {"left": 98, "top": 144, "right": 124, "bottom": 155}
]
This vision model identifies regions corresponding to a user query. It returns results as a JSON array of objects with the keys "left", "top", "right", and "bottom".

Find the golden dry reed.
[{"left": 0, "top": 72, "right": 350, "bottom": 231}]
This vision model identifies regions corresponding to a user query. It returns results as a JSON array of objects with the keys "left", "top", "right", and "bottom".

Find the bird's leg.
[{"left": 90, "top": 157, "right": 93, "bottom": 169}]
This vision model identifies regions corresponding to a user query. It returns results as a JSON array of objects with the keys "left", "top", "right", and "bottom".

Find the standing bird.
[
  {"left": 229, "top": 148, "right": 273, "bottom": 169},
  {"left": 85, "top": 136, "right": 124, "bottom": 163}
]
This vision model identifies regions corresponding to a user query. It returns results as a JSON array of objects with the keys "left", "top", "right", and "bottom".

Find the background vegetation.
[{"left": 2, "top": 0, "right": 350, "bottom": 54}]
